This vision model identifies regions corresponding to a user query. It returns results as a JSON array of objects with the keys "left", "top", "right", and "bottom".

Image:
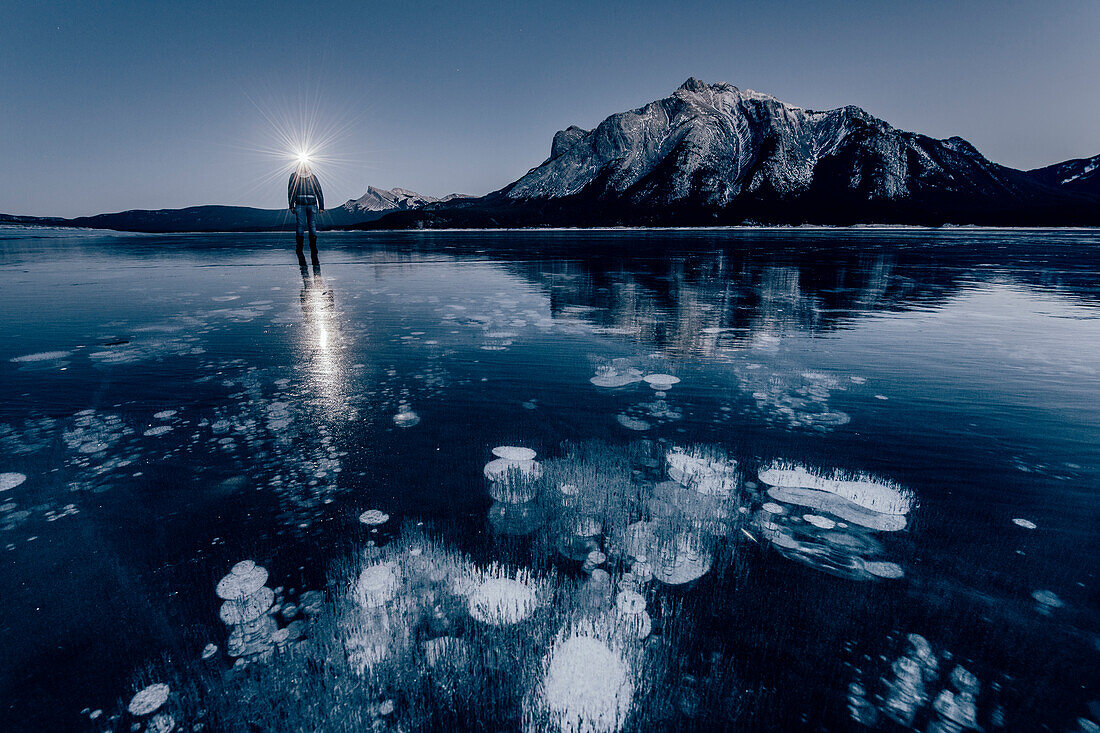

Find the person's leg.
[
  {"left": 307, "top": 205, "right": 319, "bottom": 264},
  {"left": 295, "top": 204, "right": 306, "bottom": 254}
]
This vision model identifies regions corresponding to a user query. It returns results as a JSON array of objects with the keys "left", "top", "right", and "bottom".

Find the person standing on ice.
[{"left": 288, "top": 159, "right": 324, "bottom": 264}]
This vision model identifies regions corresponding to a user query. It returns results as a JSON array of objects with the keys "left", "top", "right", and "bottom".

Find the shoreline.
[{"left": 5, "top": 223, "right": 1100, "bottom": 235}]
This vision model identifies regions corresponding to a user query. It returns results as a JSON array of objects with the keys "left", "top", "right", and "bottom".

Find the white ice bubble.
[
  {"left": 393, "top": 409, "right": 420, "bottom": 428},
  {"left": 153, "top": 410, "right": 177, "bottom": 419},
  {"left": 761, "top": 502, "right": 785, "bottom": 515},
  {"left": 544, "top": 634, "right": 633, "bottom": 733},
  {"left": 354, "top": 563, "right": 399, "bottom": 608},
  {"left": 492, "top": 446, "right": 537, "bottom": 461},
  {"left": 128, "top": 683, "right": 170, "bottom": 716},
  {"left": 803, "top": 514, "right": 836, "bottom": 529},
  {"left": 359, "top": 509, "right": 390, "bottom": 526},
  {"left": 219, "top": 586, "right": 275, "bottom": 625},
  {"left": 643, "top": 373, "right": 681, "bottom": 390},
  {"left": 652, "top": 533, "right": 713, "bottom": 585},
  {"left": 10, "top": 351, "right": 72, "bottom": 363},
  {"left": 666, "top": 449, "right": 737, "bottom": 497},
  {"left": 766, "top": 486, "right": 907, "bottom": 532},
  {"left": 0, "top": 473, "right": 26, "bottom": 492},
  {"left": 863, "top": 560, "right": 905, "bottom": 579},
  {"left": 1012, "top": 518, "right": 1037, "bottom": 529},
  {"left": 590, "top": 367, "right": 644, "bottom": 389},
  {"left": 216, "top": 562, "right": 269, "bottom": 600},
  {"left": 615, "top": 590, "right": 646, "bottom": 615},
  {"left": 616, "top": 414, "right": 651, "bottom": 431},
  {"left": 484, "top": 457, "right": 543, "bottom": 482},
  {"left": 143, "top": 425, "right": 173, "bottom": 437},
  {"left": 468, "top": 577, "right": 537, "bottom": 625},
  {"left": 758, "top": 463, "right": 913, "bottom": 516},
  {"left": 1031, "top": 589, "right": 1063, "bottom": 608}
]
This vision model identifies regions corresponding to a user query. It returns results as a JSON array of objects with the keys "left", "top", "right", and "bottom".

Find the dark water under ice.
[{"left": 0, "top": 226, "right": 1097, "bottom": 731}]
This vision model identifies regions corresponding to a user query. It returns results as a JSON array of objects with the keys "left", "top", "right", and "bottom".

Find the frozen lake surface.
[{"left": 0, "top": 227, "right": 1097, "bottom": 731}]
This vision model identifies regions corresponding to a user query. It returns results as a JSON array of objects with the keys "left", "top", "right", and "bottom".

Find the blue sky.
[{"left": 2, "top": 0, "right": 1097, "bottom": 217}]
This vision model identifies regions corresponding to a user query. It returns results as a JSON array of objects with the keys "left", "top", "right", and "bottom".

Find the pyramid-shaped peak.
[{"left": 678, "top": 77, "right": 709, "bottom": 93}]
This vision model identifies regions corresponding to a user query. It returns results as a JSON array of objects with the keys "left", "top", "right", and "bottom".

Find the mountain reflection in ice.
[{"left": 0, "top": 228, "right": 1097, "bottom": 731}]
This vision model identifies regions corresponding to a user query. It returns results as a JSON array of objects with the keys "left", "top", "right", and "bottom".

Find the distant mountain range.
[
  {"left": 0, "top": 187, "right": 468, "bottom": 233},
  {"left": 2, "top": 79, "right": 1097, "bottom": 230}
]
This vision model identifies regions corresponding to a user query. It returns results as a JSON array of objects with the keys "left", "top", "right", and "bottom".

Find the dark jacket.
[{"left": 288, "top": 172, "right": 324, "bottom": 210}]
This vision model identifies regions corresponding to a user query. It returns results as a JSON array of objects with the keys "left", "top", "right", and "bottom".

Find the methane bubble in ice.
[
  {"left": 485, "top": 451, "right": 542, "bottom": 503},
  {"left": 0, "top": 473, "right": 26, "bottom": 492},
  {"left": 354, "top": 563, "right": 399, "bottom": 608},
  {"left": 765, "top": 486, "right": 906, "bottom": 532},
  {"left": 590, "top": 366, "right": 644, "bottom": 388},
  {"left": 652, "top": 533, "right": 713, "bottom": 585},
  {"left": 666, "top": 448, "right": 737, "bottom": 497},
  {"left": 863, "top": 560, "right": 905, "bottom": 579},
  {"left": 758, "top": 464, "right": 912, "bottom": 515},
  {"left": 643, "top": 373, "right": 680, "bottom": 390},
  {"left": 1013, "top": 518, "right": 1037, "bottom": 529},
  {"left": 359, "top": 509, "right": 390, "bottom": 526},
  {"left": 216, "top": 561, "right": 269, "bottom": 600},
  {"left": 217, "top": 561, "right": 276, "bottom": 659},
  {"left": 128, "top": 683, "right": 170, "bottom": 716},
  {"left": 492, "top": 446, "right": 537, "bottom": 461},
  {"left": 483, "top": 457, "right": 543, "bottom": 482},
  {"left": 544, "top": 634, "right": 633, "bottom": 733},
  {"left": 10, "top": 351, "right": 72, "bottom": 363},
  {"left": 803, "top": 514, "right": 836, "bottom": 529},
  {"left": 615, "top": 590, "right": 652, "bottom": 640},
  {"left": 468, "top": 577, "right": 537, "bottom": 625},
  {"left": 143, "top": 425, "right": 173, "bottom": 437},
  {"left": 616, "top": 414, "right": 651, "bottom": 431},
  {"left": 153, "top": 410, "right": 177, "bottom": 419},
  {"left": 1031, "top": 589, "right": 1063, "bottom": 609},
  {"left": 219, "top": 586, "right": 275, "bottom": 624},
  {"left": 393, "top": 407, "right": 420, "bottom": 428}
]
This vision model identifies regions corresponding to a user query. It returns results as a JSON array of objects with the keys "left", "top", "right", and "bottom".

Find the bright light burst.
[{"left": 223, "top": 82, "right": 379, "bottom": 207}]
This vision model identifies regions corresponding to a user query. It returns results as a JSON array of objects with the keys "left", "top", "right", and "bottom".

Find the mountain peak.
[
  {"left": 343, "top": 186, "right": 440, "bottom": 213},
  {"left": 678, "top": 77, "right": 709, "bottom": 93}
]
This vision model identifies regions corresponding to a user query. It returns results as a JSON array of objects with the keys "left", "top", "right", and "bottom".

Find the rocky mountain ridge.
[{"left": 364, "top": 78, "right": 1098, "bottom": 228}]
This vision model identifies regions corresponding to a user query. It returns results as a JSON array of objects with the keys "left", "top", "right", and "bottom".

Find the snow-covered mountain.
[
  {"left": 1028, "top": 154, "right": 1100, "bottom": 197},
  {"left": 341, "top": 187, "right": 441, "bottom": 213},
  {"left": 341, "top": 187, "right": 473, "bottom": 213},
  {"left": 365, "top": 78, "right": 1099, "bottom": 228}
]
